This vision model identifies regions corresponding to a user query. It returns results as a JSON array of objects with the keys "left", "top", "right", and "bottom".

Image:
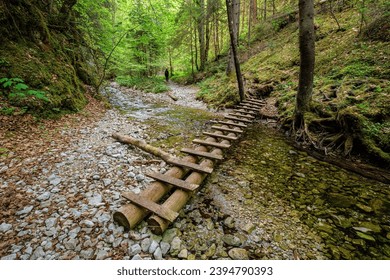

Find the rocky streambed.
[{"left": 1, "top": 83, "right": 389, "bottom": 260}]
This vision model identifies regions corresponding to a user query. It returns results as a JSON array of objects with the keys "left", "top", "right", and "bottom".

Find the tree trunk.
[
  {"left": 197, "top": 0, "right": 206, "bottom": 71},
  {"left": 294, "top": 0, "right": 315, "bottom": 129},
  {"left": 226, "top": 0, "right": 245, "bottom": 101},
  {"left": 226, "top": 0, "right": 240, "bottom": 76}
]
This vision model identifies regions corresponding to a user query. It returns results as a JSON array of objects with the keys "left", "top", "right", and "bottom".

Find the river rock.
[
  {"left": 222, "top": 234, "right": 242, "bottom": 246},
  {"left": 2, "top": 254, "right": 17, "bottom": 260},
  {"left": 16, "top": 206, "right": 34, "bottom": 216},
  {"left": 31, "top": 246, "right": 45, "bottom": 259},
  {"left": 96, "top": 249, "right": 109, "bottom": 260},
  {"left": 129, "top": 244, "right": 142, "bottom": 256},
  {"left": 169, "top": 237, "right": 182, "bottom": 256},
  {"left": 0, "top": 223, "right": 12, "bottom": 233},
  {"left": 160, "top": 242, "right": 170, "bottom": 255},
  {"left": 162, "top": 228, "right": 180, "bottom": 244},
  {"left": 327, "top": 193, "right": 356, "bottom": 208},
  {"left": 37, "top": 192, "right": 51, "bottom": 201},
  {"left": 153, "top": 247, "right": 163, "bottom": 260},
  {"left": 178, "top": 249, "right": 188, "bottom": 259},
  {"left": 228, "top": 248, "right": 249, "bottom": 260}
]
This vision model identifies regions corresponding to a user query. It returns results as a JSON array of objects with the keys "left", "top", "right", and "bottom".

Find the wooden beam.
[
  {"left": 214, "top": 120, "right": 247, "bottom": 128},
  {"left": 192, "top": 139, "right": 231, "bottom": 149},
  {"left": 181, "top": 148, "right": 223, "bottom": 160},
  {"left": 166, "top": 158, "right": 213, "bottom": 174},
  {"left": 233, "top": 109, "right": 257, "bottom": 116},
  {"left": 203, "top": 131, "right": 238, "bottom": 141},
  {"left": 225, "top": 116, "right": 253, "bottom": 123},
  {"left": 122, "top": 192, "right": 179, "bottom": 222},
  {"left": 228, "top": 113, "right": 255, "bottom": 119},
  {"left": 235, "top": 105, "right": 258, "bottom": 111},
  {"left": 145, "top": 171, "right": 199, "bottom": 191},
  {"left": 211, "top": 125, "right": 243, "bottom": 133},
  {"left": 240, "top": 102, "right": 262, "bottom": 109}
]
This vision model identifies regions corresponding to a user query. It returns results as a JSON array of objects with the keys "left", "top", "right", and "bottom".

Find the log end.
[{"left": 113, "top": 211, "right": 131, "bottom": 230}]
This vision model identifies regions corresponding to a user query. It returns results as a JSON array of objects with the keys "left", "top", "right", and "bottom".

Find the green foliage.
[
  {"left": 0, "top": 77, "right": 49, "bottom": 111},
  {"left": 115, "top": 75, "right": 169, "bottom": 93}
]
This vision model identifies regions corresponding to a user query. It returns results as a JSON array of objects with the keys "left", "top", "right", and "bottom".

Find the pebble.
[{"left": 16, "top": 206, "right": 34, "bottom": 216}]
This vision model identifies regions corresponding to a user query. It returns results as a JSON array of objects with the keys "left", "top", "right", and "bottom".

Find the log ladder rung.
[
  {"left": 181, "top": 148, "right": 223, "bottom": 160},
  {"left": 167, "top": 158, "right": 213, "bottom": 174},
  {"left": 225, "top": 116, "right": 253, "bottom": 124},
  {"left": 235, "top": 105, "right": 258, "bottom": 112},
  {"left": 122, "top": 192, "right": 179, "bottom": 222},
  {"left": 211, "top": 125, "right": 243, "bottom": 134},
  {"left": 192, "top": 139, "right": 231, "bottom": 149},
  {"left": 246, "top": 99, "right": 266, "bottom": 105},
  {"left": 240, "top": 102, "right": 262, "bottom": 109},
  {"left": 203, "top": 131, "right": 238, "bottom": 141},
  {"left": 213, "top": 120, "right": 247, "bottom": 128},
  {"left": 228, "top": 113, "right": 255, "bottom": 119},
  {"left": 145, "top": 171, "right": 199, "bottom": 191},
  {"left": 233, "top": 109, "right": 257, "bottom": 116}
]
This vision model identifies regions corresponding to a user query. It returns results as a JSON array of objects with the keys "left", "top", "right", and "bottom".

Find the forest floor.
[
  {"left": 2, "top": 83, "right": 389, "bottom": 260},
  {"left": 0, "top": 82, "right": 329, "bottom": 260}
]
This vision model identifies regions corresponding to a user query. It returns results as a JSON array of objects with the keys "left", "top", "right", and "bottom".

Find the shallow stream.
[{"left": 214, "top": 123, "right": 390, "bottom": 259}]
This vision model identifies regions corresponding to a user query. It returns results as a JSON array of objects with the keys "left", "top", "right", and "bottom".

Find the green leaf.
[{"left": 14, "top": 83, "right": 29, "bottom": 91}]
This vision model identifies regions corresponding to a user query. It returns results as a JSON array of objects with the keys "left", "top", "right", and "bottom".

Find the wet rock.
[
  {"left": 222, "top": 235, "right": 242, "bottom": 246},
  {"left": 356, "top": 232, "right": 375, "bottom": 241},
  {"left": 228, "top": 248, "right": 249, "bottom": 260},
  {"left": 170, "top": 237, "right": 182, "bottom": 256},
  {"left": 356, "top": 203, "right": 373, "bottom": 213},
  {"left": 358, "top": 222, "right": 381, "bottom": 233},
  {"left": 242, "top": 222, "right": 256, "bottom": 234},
  {"left": 223, "top": 217, "right": 235, "bottom": 229},
  {"left": 327, "top": 193, "right": 356, "bottom": 208},
  {"left": 162, "top": 228, "right": 181, "bottom": 244}
]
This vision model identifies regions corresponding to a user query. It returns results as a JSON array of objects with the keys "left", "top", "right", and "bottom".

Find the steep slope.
[
  {"left": 198, "top": 6, "right": 389, "bottom": 167},
  {"left": 0, "top": 0, "right": 97, "bottom": 115}
]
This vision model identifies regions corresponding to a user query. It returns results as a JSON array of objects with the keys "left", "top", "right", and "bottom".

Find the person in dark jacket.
[{"left": 164, "top": 68, "right": 169, "bottom": 81}]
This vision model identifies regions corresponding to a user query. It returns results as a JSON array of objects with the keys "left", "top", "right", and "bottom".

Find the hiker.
[{"left": 164, "top": 68, "right": 169, "bottom": 81}]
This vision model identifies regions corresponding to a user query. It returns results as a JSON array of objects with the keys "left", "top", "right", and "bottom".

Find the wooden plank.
[
  {"left": 217, "top": 121, "right": 247, "bottom": 128},
  {"left": 246, "top": 99, "right": 266, "bottom": 105},
  {"left": 181, "top": 148, "right": 223, "bottom": 160},
  {"left": 225, "top": 116, "right": 253, "bottom": 123},
  {"left": 203, "top": 131, "right": 238, "bottom": 141},
  {"left": 145, "top": 171, "right": 199, "bottom": 191},
  {"left": 228, "top": 113, "right": 255, "bottom": 119},
  {"left": 240, "top": 102, "right": 262, "bottom": 109},
  {"left": 167, "top": 158, "right": 213, "bottom": 174},
  {"left": 233, "top": 109, "right": 258, "bottom": 116},
  {"left": 211, "top": 125, "right": 243, "bottom": 133},
  {"left": 192, "top": 139, "right": 231, "bottom": 149},
  {"left": 235, "top": 105, "right": 258, "bottom": 111},
  {"left": 122, "top": 192, "right": 179, "bottom": 222}
]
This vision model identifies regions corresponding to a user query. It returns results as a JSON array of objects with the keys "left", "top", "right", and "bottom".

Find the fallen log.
[
  {"left": 168, "top": 92, "right": 178, "bottom": 101},
  {"left": 112, "top": 133, "right": 172, "bottom": 162}
]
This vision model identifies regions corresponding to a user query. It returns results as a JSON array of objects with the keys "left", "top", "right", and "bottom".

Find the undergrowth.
[{"left": 115, "top": 75, "right": 169, "bottom": 93}]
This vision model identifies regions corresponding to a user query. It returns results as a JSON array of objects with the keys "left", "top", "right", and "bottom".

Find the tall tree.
[
  {"left": 226, "top": 0, "right": 240, "bottom": 75},
  {"left": 226, "top": 0, "right": 245, "bottom": 101},
  {"left": 294, "top": 0, "right": 315, "bottom": 130}
]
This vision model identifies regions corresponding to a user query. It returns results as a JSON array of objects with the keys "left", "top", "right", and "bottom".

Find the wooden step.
[
  {"left": 145, "top": 171, "right": 199, "bottom": 191},
  {"left": 203, "top": 131, "right": 239, "bottom": 141},
  {"left": 233, "top": 109, "right": 257, "bottom": 116},
  {"left": 235, "top": 105, "right": 258, "bottom": 112},
  {"left": 225, "top": 116, "right": 253, "bottom": 124},
  {"left": 217, "top": 121, "right": 247, "bottom": 128},
  {"left": 228, "top": 113, "right": 255, "bottom": 119},
  {"left": 246, "top": 99, "right": 265, "bottom": 105},
  {"left": 166, "top": 158, "right": 213, "bottom": 174},
  {"left": 212, "top": 125, "right": 243, "bottom": 134},
  {"left": 192, "top": 139, "right": 231, "bottom": 149},
  {"left": 240, "top": 102, "right": 262, "bottom": 109},
  {"left": 181, "top": 148, "right": 223, "bottom": 160},
  {"left": 122, "top": 192, "right": 179, "bottom": 222}
]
